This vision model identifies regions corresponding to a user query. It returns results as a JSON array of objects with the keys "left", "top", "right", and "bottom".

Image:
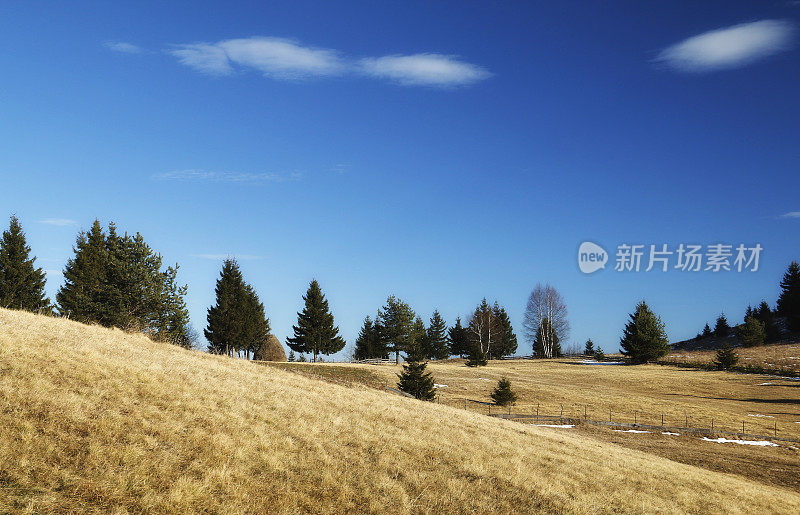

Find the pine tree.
[
  {"left": 713, "top": 342, "right": 739, "bottom": 370},
  {"left": 490, "top": 377, "right": 517, "bottom": 406},
  {"left": 286, "top": 279, "right": 345, "bottom": 362},
  {"left": 448, "top": 317, "right": 470, "bottom": 357},
  {"left": 0, "top": 215, "right": 50, "bottom": 312},
  {"left": 755, "top": 301, "right": 780, "bottom": 343},
  {"left": 288, "top": 350, "right": 296, "bottom": 362},
  {"left": 714, "top": 314, "right": 731, "bottom": 338},
  {"left": 777, "top": 261, "right": 800, "bottom": 332},
  {"left": 593, "top": 347, "right": 605, "bottom": 361},
  {"left": 205, "top": 259, "right": 254, "bottom": 356},
  {"left": 241, "top": 282, "right": 271, "bottom": 359},
  {"left": 619, "top": 300, "right": 669, "bottom": 364},
  {"left": 426, "top": 310, "right": 450, "bottom": 360},
  {"left": 354, "top": 316, "right": 376, "bottom": 360},
  {"left": 378, "top": 296, "right": 415, "bottom": 364},
  {"left": 297, "top": 353, "right": 307, "bottom": 362},
  {"left": 411, "top": 315, "right": 428, "bottom": 358},
  {"left": 737, "top": 315, "right": 766, "bottom": 347},
  {"left": 492, "top": 303, "right": 518, "bottom": 358},
  {"left": 465, "top": 341, "right": 488, "bottom": 367},
  {"left": 57, "top": 220, "right": 108, "bottom": 323},
  {"left": 533, "top": 318, "right": 561, "bottom": 358},
  {"left": 702, "top": 323, "right": 712, "bottom": 338},
  {"left": 396, "top": 339, "right": 436, "bottom": 401},
  {"left": 584, "top": 339, "right": 594, "bottom": 356}
]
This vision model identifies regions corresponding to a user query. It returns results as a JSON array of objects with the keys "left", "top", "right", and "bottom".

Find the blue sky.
[{"left": 1, "top": 1, "right": 799, "bottom": 356}]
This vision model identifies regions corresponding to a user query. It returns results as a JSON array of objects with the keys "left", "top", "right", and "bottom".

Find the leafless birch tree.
[{"left": 523, "top": 283, "right": 569, "bottom": 358}]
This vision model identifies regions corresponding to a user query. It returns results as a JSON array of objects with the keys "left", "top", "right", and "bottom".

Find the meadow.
[{"left": 2, "top": 308, "right": 799, "bottom": 513}]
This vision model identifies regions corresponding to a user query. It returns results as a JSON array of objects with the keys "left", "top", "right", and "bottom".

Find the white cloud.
[
  {"left": 105, "top": 41, "right": 144, "bottom": 54},
  {"left": 167, "top": 36, "right": 491, "bottom": 87},
  {"left": 192, "top": 254, "right": 263, "bottom": 261},
  {"left": 779, "top": 211, "right": 800, "bottom": 219},
  {"left": 169, "top": 37, "right": 344, "bottom": 78},
  {"left": 39, "top": 218, "right": 78, "bottom": 227},
  {"left": 656, "top": 20, "right": 796, "bottom": 72},
  {"left": 359, "top": 53, "right": 492, "bottom": 86},
  {"left": 153, "top": 169, "right": 302, "bottom": 183}
]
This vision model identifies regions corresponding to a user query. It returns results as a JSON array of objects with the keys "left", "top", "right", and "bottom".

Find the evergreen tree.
[
  {"left": 755, "top": 301, "right": 780, "bottom": 343},
  {"left": 396, "top": 339, "right": 436, "bottom": 401},
  {"left": 411, "top": 315, "right": 428, "bottom": 358},
  {"left": 702, "top": 323, "right": 712, "bottom": 338},
  {"left": 448, "top": 317, "right": 470, "bottom": 357},
  {"left": 584, "top": 339, "right": 594, "bottom": 356},
  {"left": 713, "top": 342, "right": 739, "bottom": 370},
  {"left": 619, "top": 301, "right": 669, "bottom": 364},
  {"left": 354, "top": 316, "right": 376, "bottom": 360},
  {"left": 737, "top": 315, "right": 766, "bottom": 347},
  {"left": 593, "top": 347, "right": 605, "bottom": 361},
  {"left": 465, "top": 341, "right": 487, "bottom": 367},
  {"left": 378, "top": 295, "right": 415, "bottom": 364},
  {"left": 490, "top": 377, "right": 517, "bottom": 406},
  {"left": 533, "top": 318, "right": 561, "bottom": 358},
  {"left": 714, "top": 314, "right": 731, "bottom": 338},
  {"left": 297, "top": 353, "right": 307, "bottom": 362},
  {"left": 57, "top": 220, "right": 108, "bottom": 323},
  {"left": 288, "top": 350, "right": 296, "bottom": 362},
  {"left": 492, "top": 302, "right": 518, "bottom": 358},
  {"left": 0, "top": 215, "right": 50, "bottom": 312},
  {"left": 205, "top": 259, "right": 270, "bottom": 357},
  {"left": 286, "top": 279, "right": 344, "bottom": 362},
  {"left": 426, "top": 310, "right": 450, "bottom": 360},
  {"left": 777, "top": 261, "right": 800, "bottom": 332}
]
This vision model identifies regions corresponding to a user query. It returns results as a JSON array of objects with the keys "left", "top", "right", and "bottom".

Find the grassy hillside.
[
  {"left": 662, "top": 342, "right": 800, "bottom": 376},
  {"left": 2, "top": 309, "right": 799, "bottom": 513}
]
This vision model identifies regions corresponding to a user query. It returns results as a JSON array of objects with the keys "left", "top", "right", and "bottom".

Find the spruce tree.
[
  {"left": 426, "top": 310, "right": 450, "bottom": 360},
  {"left": 396, "top": 340, "right": 436, "bottom": 401},
  {"left": 378, "top": 295, "right": 415, "bottom": 364},
  {"left": 205, "top": 259, "right": 249, "bottom": 356},
  {"left": 713, "top": 342, "right": 739, "bottom": 370},
  {"left": 492, "top": 303, "right": 518, "bottom": 358},
  {"left": 354, "top": 316, "right": 376, "bottom": 360},
  {"left": 0, "top": 215, "right": 50, "bottom": 312},
  {"left": 288, "top": 350, "right": 296, "bottom": 362},
  {"left": 448, "top": 317, "right": 470, "bottom": 357},
  {"left": 286, "top": 279, "right": 345, "bottom": 362},
  {"left": 714, "top": 314, "right": 731, "bottom": 338},
  {"left": 533, "top": 318, "right": 561, "bottom": 358},
  {"left": 737, "top": 315, "right": 766, "bottom": 347},
  {"left": 702, "top": 323, "right": 712, "bottom": 338},
  {"left": 777, "top": 261, "right": 800, "bottom": 332},
  {"left": 411, "top": 315, "right": 428, "bottom": 358},
  {"left": 465, "top": 341, "right": 488, "bottom": 367},
  {"left": 584, "top": 339, "right": 594, "bottom": 356},
  {"left": 490, "top": 377, "right": 517, "bottom": 406},
  {"left": 619, "top": 300, "right": 669, "bottom": 364},
  {"left": 57, "top": 220, "right": 108, "bottom": 323},
  {"left": 755, "top": 301, "right": 779, "bottom": 343}
]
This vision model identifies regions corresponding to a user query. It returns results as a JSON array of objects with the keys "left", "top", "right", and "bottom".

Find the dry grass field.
[
  {"left": 2, "top": 308, "right": 800, "bottom": 513},
  {"left": 662, "top": 343, "right": 800, "bottom": 375}
]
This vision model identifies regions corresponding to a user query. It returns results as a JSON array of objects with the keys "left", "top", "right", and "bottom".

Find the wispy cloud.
[
  {"left": 39, "top": 218, "right": 78, "bottom": 227},
  {"left": 779, "top": 211, "right": 800, "bottom": 219},
  {"left": 359, "top": 53, "right": 491, "bottom": 86},
  {"left": 167, "top": 36, "right": 491, "bottom": 87},
  {"left": 192, "top": 254, "right": 263, "bottom": 261},
  {"left": 105, "top": 41, "right": 144, "bottom": 54},
  {"left": 153, "top": 169, "right": 302, "bottom": 183},
  {"left": 169, "top": 37, "right": 345, "bottom": 79},
  {"left": 656, "top": 20, "right": 796, "bottom": 72}
]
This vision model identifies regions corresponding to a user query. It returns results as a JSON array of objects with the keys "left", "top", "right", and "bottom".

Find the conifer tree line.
[
  {"left": 0, "top": 216, "right": 51, "bottom": 313},
  {"left": 353, "top": 295, "right": 518, "bottom": 363}
]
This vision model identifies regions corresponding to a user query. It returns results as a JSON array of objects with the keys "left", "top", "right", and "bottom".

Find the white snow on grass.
[
  {"left": 433, "top": 384, "right": 447, "bottom": 388},
  {"left": 701, "top": 437, "right": 779, "bottom": 447},
  {"left": 534, "top": 424, "right": 574, "bottom": 429},
  {"left": 748, "top": 413, "right": 775, "bottom": 418},
  {"left": 576, "top": 360, "right": 624, "bottom": 365},
  {"left": 477, "top": 378, "right": 492, "bottom": 381},
  {"left": 662, "top": 432, "right": 680, "bottom": 436},
  {"left": 758, "top": 382, "right": 773, "bottom": 386},
  {"left": 613, "top": 429, "right": 650, "bottom": 434}
]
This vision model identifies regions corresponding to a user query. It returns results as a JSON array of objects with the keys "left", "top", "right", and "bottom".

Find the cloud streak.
[
  {"left": 153, "top": 169, "right": 302, "bottom": 183},
  {"left": 105, "top": 41, "right": 144, "bottom": 54},
  {"left": 656, "top": 20, "right": 796, "bottom": 72},
  {"left": 779, "top": 211, "right": 800, "bottom": 219},
  {"left": 168, "top": 36, "right": 490, "bottom": 87},
  {"left": 39, "top": 218, "right": 78, "bottom": 227}
]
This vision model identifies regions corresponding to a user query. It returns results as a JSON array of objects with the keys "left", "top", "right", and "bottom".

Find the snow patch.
[
  {"left": 701, "top": 437, "right": 779, "bottom": 447},
  {"left": 613, "top": 429, "right": 650, "bottom": 434},
  {"left": 433, "top": 384, "right": 447, "bottom": 389},
  {"left": 662, "top": 432, "right": 680, "bottom": 436},
  {"left": 748, "top": 413, "right": 775, "bottom": 418},
  {"left": 534, "top": 424, "right": 574, "bottom": 429},
  {"left": 477, "top": 378, "right": 492, "bottom": 381},
  {"left": 758, "top": 382, "right": 773, "bottom": 386},
  {"left": 576, "top": 360, "right": 624, "bottom": 365}
]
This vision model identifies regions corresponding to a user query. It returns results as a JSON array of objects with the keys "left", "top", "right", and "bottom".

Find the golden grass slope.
[{"left": 1, "top": 309, "right": 799, "bottom": 514}]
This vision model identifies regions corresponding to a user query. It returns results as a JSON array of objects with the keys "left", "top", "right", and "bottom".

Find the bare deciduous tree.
[{"left": 523, "top": 283, "right": 570, "bottom": 358}]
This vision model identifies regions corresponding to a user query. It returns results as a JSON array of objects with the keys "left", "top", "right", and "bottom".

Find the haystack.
[{"left": 254, "top": 334, "right": 287, "bottom": 362}]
